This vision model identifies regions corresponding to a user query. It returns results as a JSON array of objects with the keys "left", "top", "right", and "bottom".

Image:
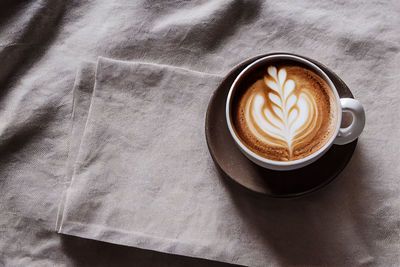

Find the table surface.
[{"left": 0, "top": 0, "right": 399, "bottom": 266}]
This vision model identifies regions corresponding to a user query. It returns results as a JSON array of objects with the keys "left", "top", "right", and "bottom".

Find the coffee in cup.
[
  {"left": 232, "top": 64, "right": 337, "bottom": 161},
  {"left": 226, "top": 54, "right": 365, "bottom": 170}
]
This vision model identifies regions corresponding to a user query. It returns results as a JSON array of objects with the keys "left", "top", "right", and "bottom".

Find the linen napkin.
[
  {"left": 57, "top": 57, "right": 382, "bottom": 266},
  {"left": 58, "top": 57, "right": 251, "bottom": 264}
]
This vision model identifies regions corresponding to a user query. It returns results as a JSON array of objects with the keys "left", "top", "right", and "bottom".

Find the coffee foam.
[{"left": 233, "top": 65, "right": 337, "bottom": 161}]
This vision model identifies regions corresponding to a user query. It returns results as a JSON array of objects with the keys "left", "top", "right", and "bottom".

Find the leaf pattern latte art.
[{"left": 245, "top": 66, "right": 319, "bottom": 157}]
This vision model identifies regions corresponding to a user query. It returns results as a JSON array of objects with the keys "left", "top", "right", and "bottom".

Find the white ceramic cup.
[{"left": 226, "top": 54, "right": 365, "bottom": 171}]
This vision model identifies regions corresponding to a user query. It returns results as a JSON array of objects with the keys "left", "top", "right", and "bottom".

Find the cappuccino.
[{"left": 233, "top": 64, "right": 338, "bottom": 161}]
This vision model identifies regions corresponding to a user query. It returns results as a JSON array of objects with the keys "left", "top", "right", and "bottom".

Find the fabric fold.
[{"left": 56, "top": 61, "right": 97, "bottom": 231}]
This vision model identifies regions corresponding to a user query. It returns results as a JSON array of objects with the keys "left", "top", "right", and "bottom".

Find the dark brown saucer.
[{"left": 205, "top": 53, "right": 357, "bottom": 198}]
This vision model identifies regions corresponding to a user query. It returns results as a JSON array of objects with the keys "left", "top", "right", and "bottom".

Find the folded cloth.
[
  {"left": 57, "top": 57, "right": 390, "bottom": 266},
  {"left": 58, "top": 57, "right": 253, "bottom": 264}
]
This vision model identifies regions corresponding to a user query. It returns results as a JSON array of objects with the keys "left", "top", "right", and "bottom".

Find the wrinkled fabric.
[{"left": 0, "top": 0, "right": 399, "bottom": 266}]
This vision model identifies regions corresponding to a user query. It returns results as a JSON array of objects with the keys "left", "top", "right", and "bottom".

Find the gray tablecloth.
[{"left": 1, "top": 0, "right": 399, "bottom": 266}]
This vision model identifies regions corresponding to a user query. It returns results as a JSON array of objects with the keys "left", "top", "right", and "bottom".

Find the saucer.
[{"left": 205, "top": 53, "right": 357, "bottom": 198}]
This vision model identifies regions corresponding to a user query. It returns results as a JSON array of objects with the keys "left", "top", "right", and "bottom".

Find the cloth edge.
[{"left": 55, "top": 60, "right": 97, "bottom": 231}]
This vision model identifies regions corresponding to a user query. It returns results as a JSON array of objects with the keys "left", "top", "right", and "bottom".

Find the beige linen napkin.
[
  {"left": 57, "top": 57, "right": 388, "bottom": 266},
  {"left": 58, "top": 57, "right": 249, "bottom": 264}
]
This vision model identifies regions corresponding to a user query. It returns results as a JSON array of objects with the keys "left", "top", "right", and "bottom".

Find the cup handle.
[{"left": 334, "top": 98, "right": 366, "bottom": 145}]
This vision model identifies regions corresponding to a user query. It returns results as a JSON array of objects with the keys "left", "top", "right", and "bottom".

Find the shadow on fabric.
[
  {"left": 0, "top": 0, "right": 66, "bottom": 98},
  {"left": 61, "top": 235, "right": 240, "bottom": 267}
]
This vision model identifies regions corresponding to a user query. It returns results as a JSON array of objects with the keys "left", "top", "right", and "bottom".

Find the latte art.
[{"left": 234, "top": 64, "right": 337, "bottom": 161}]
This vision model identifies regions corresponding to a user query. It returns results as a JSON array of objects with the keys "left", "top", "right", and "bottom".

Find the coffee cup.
[{"left": 226, "top": 54, "right": 365, "bottom": 171}]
